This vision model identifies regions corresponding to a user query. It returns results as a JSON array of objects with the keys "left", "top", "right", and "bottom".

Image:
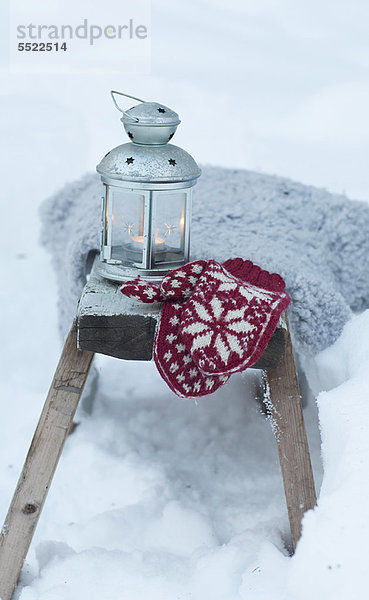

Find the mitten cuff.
[{"left": 223, "top": 257, "right": 286, "bottom": 292}]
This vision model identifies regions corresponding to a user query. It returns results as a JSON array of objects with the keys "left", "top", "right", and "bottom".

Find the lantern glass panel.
[
  {"left": 110, "top": 189, "right": 146, "bottom": 265},
  {"left": 153, "top": 192, "right": 187, "bottom": 266}
]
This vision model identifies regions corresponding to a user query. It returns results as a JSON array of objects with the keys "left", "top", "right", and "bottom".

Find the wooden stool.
[{"left": 0, "top": 260, "right": 316, "bottom": 600}]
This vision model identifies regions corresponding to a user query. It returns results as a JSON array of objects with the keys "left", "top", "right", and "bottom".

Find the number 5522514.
[{"left": 18, "top": 42, "right": 67, "bottom": 51}]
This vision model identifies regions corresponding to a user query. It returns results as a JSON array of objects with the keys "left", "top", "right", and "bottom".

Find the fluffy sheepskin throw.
[{"left": 40, "top": 166, "right": 369, "bottom": 354}]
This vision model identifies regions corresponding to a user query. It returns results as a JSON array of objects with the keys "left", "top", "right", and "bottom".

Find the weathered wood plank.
[
  {"left": 78, "top": 314, "right": 157, "bottom": 361},
  {"left": 77, "top": 257, "right": 287, "bottom": 368},
  {"left": 0, "top": 322, "right": 94, "bottom": 600},
  {"left": 264, "top": 316, "right": 317, "bottom": 551}
]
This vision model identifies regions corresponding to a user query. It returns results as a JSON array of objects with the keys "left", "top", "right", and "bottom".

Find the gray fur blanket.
[{"left": 40, "top": 165, "right": 369, "bottom": 354}]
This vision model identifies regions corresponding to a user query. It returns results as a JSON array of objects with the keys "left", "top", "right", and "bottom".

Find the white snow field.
[{"left": 1, "top": 1, "right": 369, "bottom": 598}]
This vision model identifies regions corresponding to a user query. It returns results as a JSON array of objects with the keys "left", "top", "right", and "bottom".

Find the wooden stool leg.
[
  {"left": 265, "top": 316, "right": 316, "bottom": 552},
  {"left": 0, "top": 321, "right": 94, "bottom": 600}
]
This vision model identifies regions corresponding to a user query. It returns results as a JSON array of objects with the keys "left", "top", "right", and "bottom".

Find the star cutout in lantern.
[
  {"left": 126, "top": 157, "right": 134, "bottom": 165},
  {"left": 165, "top": 223, "right": 177, "bottom": 236},
  {"left": 157, "top": 107, "right": 166, "bottom": 113},
  {"left": 168, "top": 158, "right": 176, "bottom": 166},
  {"left": 127, "top": 132, "right": 134, "bottom": 140},
  {"left": 124, "top": 223, "right": 135, "bottom": 235}
]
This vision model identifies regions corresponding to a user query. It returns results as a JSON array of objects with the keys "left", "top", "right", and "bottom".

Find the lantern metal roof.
[{"left": 97, "top": 142, "right": 201, "bottom": 183}]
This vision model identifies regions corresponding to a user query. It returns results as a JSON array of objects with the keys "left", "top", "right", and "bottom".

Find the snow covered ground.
[{"left": 1, "top": 1, "right": 369, "bottom": 598}]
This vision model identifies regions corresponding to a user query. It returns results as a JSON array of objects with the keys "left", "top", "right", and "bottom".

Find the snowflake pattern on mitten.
[{"left": 180, "top": 260, "right": 291, "bottom": 375}]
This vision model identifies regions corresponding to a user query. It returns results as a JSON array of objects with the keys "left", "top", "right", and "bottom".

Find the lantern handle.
[{"left": 110, "top": 90, "right": 146, "bottom": 122}]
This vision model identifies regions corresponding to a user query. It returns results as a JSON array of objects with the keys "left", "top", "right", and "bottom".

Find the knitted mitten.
[
  {"left": 120, "top": 267, "right": 229, "bottom": 397},
  {"left": 120, "top": 258, "right": 290, "bottom": 396},
  {"left": 179, "top": 260, "right": 291, "bottom": 375}
]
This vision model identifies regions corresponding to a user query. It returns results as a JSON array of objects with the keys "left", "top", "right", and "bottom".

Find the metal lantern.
[{"left": 96, "top": 91, "right": 201, "bottom": 282}]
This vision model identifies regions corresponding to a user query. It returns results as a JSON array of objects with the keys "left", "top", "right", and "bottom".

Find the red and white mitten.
[
  {"left": 179, "top": 260, "right": 291, "bottom": 375},
  {"left": 120, "top": 258, "right": 290, "bottom": 396}
]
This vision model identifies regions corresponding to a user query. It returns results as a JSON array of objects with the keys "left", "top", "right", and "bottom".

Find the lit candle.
[{"left": 131, "top": 235, "right": 165, "bottom": 249}]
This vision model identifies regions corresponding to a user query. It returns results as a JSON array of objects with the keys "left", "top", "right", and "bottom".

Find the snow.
[{"left": 1, "top": 0, "right": 369, "bottom": 598}]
